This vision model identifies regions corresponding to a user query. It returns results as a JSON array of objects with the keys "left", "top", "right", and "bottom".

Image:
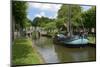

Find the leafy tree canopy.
[
  {"left": 12, "top": 1, "right": 28, "bottom": 29},
  {"left": 81, "top": 6, "right": 96, "bottom": 28}
]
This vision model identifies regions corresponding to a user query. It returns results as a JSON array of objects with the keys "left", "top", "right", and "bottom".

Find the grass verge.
[
  {"left": 12, "top": 37, "right": 44, "bottom": 65},
  {"left": 88, "top": 36, "right": 96, "bottom": 44}
]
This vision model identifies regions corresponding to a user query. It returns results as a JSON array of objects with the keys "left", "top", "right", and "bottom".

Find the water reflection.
[
  {"left": 54, "top": 44, "right": 96, "bottom": 63},
  {"left": 34, "top": 36, "right": 96, "bottom": 63},
  {"left": 34, "top": 37, "right": 59, "bottom": 63}
]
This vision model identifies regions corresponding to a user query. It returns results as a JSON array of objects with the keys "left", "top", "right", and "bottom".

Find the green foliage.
[
  {"left": 32, "top": 16, "right": 54, "bottom": 27},
  {"left": 57, "top": 4, "right": 69, "bottom": 19},
  {"left": 57, "top": 4, "right": 82, "bottom": 31},
  {"left": 44, "top": 21, "right": 57, "bottom": 36},
  {"left": 24, "top": 19, "right": 32, "bottom": 28},
  {"left": 32, "top": 17, "right": 40, "bottom": 27},
  {"left": 72, "top": 13, "right": 82, "bottom": 27},
  {"left": 55, "top": 18, "right": 66, "bottom": 29},
  {"left": 57, "top": 5, "right": 96, "bottom": 31},
  {"left": 81, "top": 6, "right": 96, "bottom": 28},
  {"left": 31, "top": 4, "right": 96, "bottom": 35},
  {"left": 38, "top": 17, "right": 54, "bottom": 27},
  {"left": 88, "top": 36, "right": 96, "bottom": 44},
  {"left": 12, "top": 1, "right": 29, "bottom": 30},
  {"left": 44, "top": 22, "right": 56, "bottom": 30},
  {"left": 71, "top": 6, "right": 82, "bottom": 27}
]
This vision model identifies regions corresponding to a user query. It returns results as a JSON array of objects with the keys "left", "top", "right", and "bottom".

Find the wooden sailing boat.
[
  {"left": 62, "top": 5, "right": 88, "bottom": 45},
  {"left": 54, "top": 5, "right": 88, "bottom": 46}
]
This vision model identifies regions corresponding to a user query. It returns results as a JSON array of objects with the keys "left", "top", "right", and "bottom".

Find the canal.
[{"left": 33, "top": 36, "right": 96, "bottom": 64}]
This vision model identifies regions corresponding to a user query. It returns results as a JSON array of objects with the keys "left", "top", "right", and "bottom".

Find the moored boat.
[
  {"left": 53, "top": 5, "right": 89, "bottom": 46},
  {"left": 62, "top": 35, "right": 88, "bottom": 45},
  {"left": 53, "top": 34, "right": 88, "bottom": 46}
]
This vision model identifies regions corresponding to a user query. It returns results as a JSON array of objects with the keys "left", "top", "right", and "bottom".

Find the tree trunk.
[{"left": 12, "top": 16, "right": 15, "bottom": 41}]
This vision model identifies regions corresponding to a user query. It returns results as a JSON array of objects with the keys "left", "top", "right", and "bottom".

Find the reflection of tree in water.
[
  {"left": 34, "top": 36, "right": 53, "bottom": 48},
  {"left": 54, "top": 45, "right": 96, "bottom": 62},
  {"left": 34, "top": 37, "right": 59, "bottom": 63}
]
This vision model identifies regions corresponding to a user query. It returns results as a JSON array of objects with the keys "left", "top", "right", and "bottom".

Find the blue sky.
[{"left": 27, "top": 2, "right": 92, "bottom": 21}]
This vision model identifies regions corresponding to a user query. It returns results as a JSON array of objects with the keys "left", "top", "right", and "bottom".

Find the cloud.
[
  {"left": 49, "top": 13, "right": 57, "bottom": 19},
  {"left": 27, "top": 2, "right": 62, "bottom": 20},
  {"left": 34, "top": 12, "right": 46, "bottom": 17},
  {"left": 28, "top": 2, "right": 61, "bottom": 12},
  {"left": 82, "top": 6, "right": 92, "bottom": 11},
  {"left": 34, "top": 11, "right": 58, "bottom": 19}
]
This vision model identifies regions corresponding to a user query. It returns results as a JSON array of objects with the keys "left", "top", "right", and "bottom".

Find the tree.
[
  {"left": 57, "top": 4, "right": 69, "bottom": 19},
  {"left": 24, "top": 19, "right": 32, "bottom": 30},
  {"left": 81, "top": 6, "right": 96, "bottom": 29},
  {"left": 57, "top": 4, "right": 82, "bottom": 32},
  {"left": 41, "top": 21, "right": 57, "bottom": 36},
  {"left": 55, "top": 18, "right": 66, "bottom": 31},
  {"left": 44, "top": 21, "right": 56, "bottom": 32},
  {"left": 32, "top": 17, "right": 40, "bottom": 27},
  {"left": 12, "top": 1, "right": 28, "bottom": 36},
  {"left": 32, "top": 16, "right": 55, "bottom": 28},
  {"left": 32, "top": 17, "right": 53, "bottom": 28}
]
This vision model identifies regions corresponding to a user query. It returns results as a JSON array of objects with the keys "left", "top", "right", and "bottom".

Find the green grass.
[
  {"left": 12, "top": 38, "right": 44, "bottom": 65},
  {"left": 88, "top": 36, "right": 96, "bottom": 44}
]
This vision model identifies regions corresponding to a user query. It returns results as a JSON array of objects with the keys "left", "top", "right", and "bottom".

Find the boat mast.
[
  {"left": 81, "top": 18, "right": 85, "bottom": 32},
  {"left": 68, "top": 5, "right": 72, "bottom": 37}
]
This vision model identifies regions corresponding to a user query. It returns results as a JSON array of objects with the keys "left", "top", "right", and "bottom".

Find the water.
[{"left": 33, "top": 36, "right": 96, "bottom": 64}]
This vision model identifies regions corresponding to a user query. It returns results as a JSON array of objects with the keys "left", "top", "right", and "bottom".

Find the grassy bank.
[
  {"left": 12, "top": 37, "right": 44, "bottom": 65},
  {"left": 88, "top": 36, "right": 96, "bottom": 44}
]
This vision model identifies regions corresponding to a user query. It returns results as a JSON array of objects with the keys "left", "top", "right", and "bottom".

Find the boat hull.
[
  {"left": 62, "top": 38, "right": 88, "bottom": 45},
  {"left": 53, "top": 35, "right": 89, "bottom": 47}
]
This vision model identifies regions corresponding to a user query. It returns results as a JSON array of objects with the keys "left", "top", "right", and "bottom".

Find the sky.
[{"left": 27, "top": 2, "right": 92, "bottom": 21}]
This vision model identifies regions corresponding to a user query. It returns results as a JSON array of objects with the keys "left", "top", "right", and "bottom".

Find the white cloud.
[
  {"left": 82, "top": 6, "right": 92, "bottom": 11},
  {"left": 28, "top": 2, "right": 61, "bottom": 12},
  {"left": 27, "top": 2, "right": 62, "bottom": 19},
  {"left": 49, "top": 13, "right": 57, "bottom": 19},
  {"left": 34, "top": 11, "right": 58, "bottom": 19},
  {"left": 34, "top": 12, "right": 46, "bottom": 17}
]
